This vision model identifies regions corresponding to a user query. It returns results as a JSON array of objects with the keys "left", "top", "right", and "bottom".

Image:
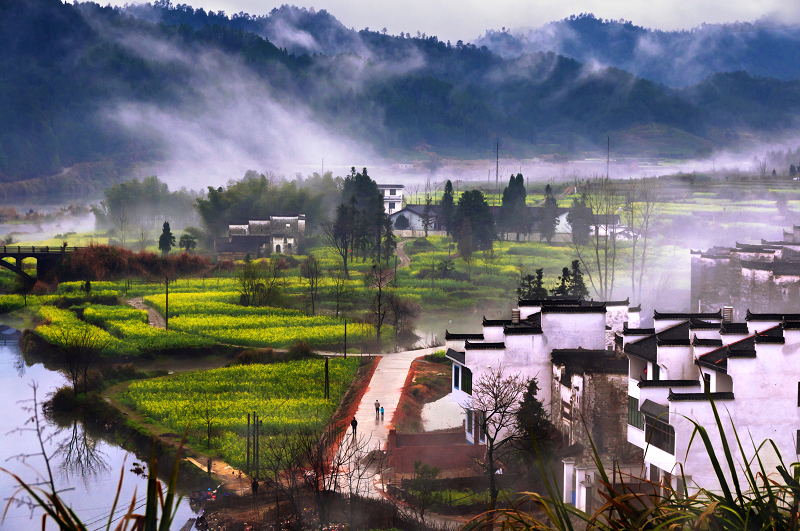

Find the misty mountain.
[
  {"left": 475, "top": 14, "right": 800, "bottom": 87},
  {"left": 3, "top": 0, "right": 800, "bottom": 199}
]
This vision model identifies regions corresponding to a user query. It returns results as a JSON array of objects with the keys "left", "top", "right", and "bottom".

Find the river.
[{"left": 0, "top": 342, "right": 199, "bottom": 530}]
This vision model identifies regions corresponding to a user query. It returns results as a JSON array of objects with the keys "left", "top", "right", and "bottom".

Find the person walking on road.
[
  {"left": 375, "top": 400, "right": 380, "bottom": 417},
  {"left": 351, "top": 416, "right": 358, "bottom": 438},
  {"left": 380, "top": 406, "right": 384, "bottom": 421},
  {"left": 252, "top": 478, "right": 259, "bottom": 496}
]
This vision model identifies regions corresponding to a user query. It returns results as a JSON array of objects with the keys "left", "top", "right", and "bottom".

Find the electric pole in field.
[
  {"left": 607, "top": 137, "right": 610, "bottom": 179},
  {"left": 496, "top": 141, "right": 499, "bottom": 206},
  {"left": 165, "top": 275, "right": 169, "bottom": 330}
]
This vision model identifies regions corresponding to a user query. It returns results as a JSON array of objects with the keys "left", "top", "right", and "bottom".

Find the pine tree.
[
  {"left": 440, "top": 180, "right": 455, "bottom": 235},
  {"left": 568, "top": 259, "right": 589, "bottom": 298},
  {"left": 540, "top": 184, "right": 559, "bottom": 244},
  {"left": 158, "top": 221, "right": 176, "bottom": 256},
  {"left": 551, "top": 266, "right": 571, "bottom": 296},
  {"left": 517, "top": 268, "right": 548, "bottom": 299}
]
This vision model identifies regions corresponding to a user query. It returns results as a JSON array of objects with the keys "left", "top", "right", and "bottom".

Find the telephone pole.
[
  {"left": 607, "top": 137, "right": 610, "bottom": 179},
  {"left": 496, "top": 141, "right": 499, "bottom": 207}
]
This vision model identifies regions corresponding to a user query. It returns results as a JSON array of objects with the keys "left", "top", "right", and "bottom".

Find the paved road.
[{"left": 346, "top": 347, "right": 439, "bottom": 448}]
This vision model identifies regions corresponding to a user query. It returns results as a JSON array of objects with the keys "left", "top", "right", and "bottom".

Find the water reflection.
[{"left": 53, "top": 418, "right": 109, "bottom": 487}]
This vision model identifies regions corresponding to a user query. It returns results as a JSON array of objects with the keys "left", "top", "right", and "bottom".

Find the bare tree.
[
  {"left": 301, "top": 253, "right": 323, "bottom": 315},
  {"left": 327, "top": 267, "right": 354, "bottom": 318},
  {"left": 364, "top": 262, "right": 394, "bottom": 343},
  {"left": 386, "top": 291, "right": 421, "bottom": 347},
  {"left": 194, "top": 392, "right": 228, "bottom": 449},
  {"left": 52, "top": 325, "right": 110, "bottom": 394},
  {"left": 55, "top": 419, "right": 109, "bottom": 485},
  {"left": 571, "top": 175, "right": 623, "bottom": 300},
  {"left": 237, "top": 258, "right": 284, "bottom": 307},
  {"left": 322, "top": 207, "right": 352, "bottom": 279},
  {"left": 137, "top": 221, "right": 148, "bottom": 251},
  {"left": 422, "top": 195, "right": 434, "bottom": 236},
  {"left": 261, "top": 429, "right": 306, "bottom": 521},
  {"left": 627, "top": 177, "right": 662, "bottom": 302},
  {"left": 112, "top": 207, "right": 129, "bottom": 248},
  {"left": 465, "top": 367, "right": 528, "bottom": 512},
  {"left": 407, "top": 182, "right": 420, "bottom": 205}
]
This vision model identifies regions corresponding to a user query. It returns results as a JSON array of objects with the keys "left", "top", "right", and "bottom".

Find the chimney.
[
  {"left": 722, "top": 306, "right": 733, "bottom": 323},
  {"left": 511, "top": 309, "right": 520, "bottom": 324}
]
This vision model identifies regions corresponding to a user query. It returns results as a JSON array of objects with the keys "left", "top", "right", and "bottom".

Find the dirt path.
[
  {"left": 125, "top": 296, "right": 166, "bottom": 329},
  {"left": 395, "top": 239, "right": 411, "bottom": 268}
]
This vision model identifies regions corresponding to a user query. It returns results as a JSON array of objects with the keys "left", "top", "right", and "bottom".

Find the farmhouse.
[
  {"left": 377, "top": 184, "right": 405, "bottom": 215},
  {"left": 691, "top": 226, "right": 800, "bottom": 319},
  {"left": 624, "top": 308, "right": 800, "bottom": 497},
  {"left": 214, "top": 215, "right": 305, "bottom": 259},
  {"left": 445, "top": 296, "right": 643, "bottom": 512}
]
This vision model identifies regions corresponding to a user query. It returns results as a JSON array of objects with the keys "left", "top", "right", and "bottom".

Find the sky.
[{"left": 115, "top": 0, "right": 800, "bottom": 42}]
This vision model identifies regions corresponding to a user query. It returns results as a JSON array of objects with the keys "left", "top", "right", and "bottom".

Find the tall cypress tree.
[{"left": 440, "top": 180, "right": 455, "bottom": 235}]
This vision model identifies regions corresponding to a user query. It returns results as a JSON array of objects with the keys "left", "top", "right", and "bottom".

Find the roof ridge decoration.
[{"left": 464, "top": 340, "right": 506, "bottom": 350}]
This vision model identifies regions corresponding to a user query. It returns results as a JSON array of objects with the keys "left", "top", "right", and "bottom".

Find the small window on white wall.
[{"left": 454, "top": 365, "right": 460, "bottom": 389}]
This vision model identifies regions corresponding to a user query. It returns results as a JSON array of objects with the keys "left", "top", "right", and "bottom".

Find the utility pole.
[
  {"left": 165, "top": 275, "right": 169, "bottom": 330},
  {"left": 496, "top": 141, "right": 499, "bottom": 208},
  {"left": 324, "top": 357, "right": 330, "bottom": 399},
  {"left": 607, "top": 137, "right": 610, "bottom": 179},
  {"left": 343, "top": 319, "right": 347, "bottom": 358},
  {"left": 246, "top": 413, "right": 250, "bottom": 476}
]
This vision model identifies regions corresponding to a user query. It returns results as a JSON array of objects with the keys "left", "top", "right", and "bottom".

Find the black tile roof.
[
  {"left": 503, "top": 324, "right": 543, "bottom": 335},
  {"left": 783, "top": 320, "right": 800, "bottom": 330},
  {"left": 640, "top": 399, "right": 669, "bottom": 418},
  {"left": 445, "top": 348, "right": 465, "bottom": 364},
  {"left": 629, "top": 305, "right": 642, "bottom": 312},
  {"left": 746, "top": 310, "right": 800, "bottom": 321},
  {"left": 689, "top": 319, "right": 721, "bottom": 330},
  {"left": 697, "top": 335, "right": 757, "bottom": 373},
  {"left": 658, "top": 321, "right": 691, "bottom": 341},
  {"left": 551, "top": 349, "right": 628, "bottom": 377},
  {"left": 622, "top": 327, "right": 656, "bottom": 336},
  {"left": 740, "top": 260, "right": 773, "bottom": 272},
  {"left": 624, "top": 334, "right": 657, "bottom": 362},
  {"left": 605, "top": 298, "right": 631, "bottom": 307},
  {"left": 464, "top": 340, "right": 506, "bottom": 350},
  {"left": 638, "top": 379, "right": 701, "bottom": 388},
  {"left": 668, "top": 391, "right": 735, "bottom": 402},
  {"left": 720, "top": 322, "right": 749, "bottom": 335},
  {"left": 518, "top": 296, "right": 581, "bottom": 307},
  {"left": 692, "top": 336, "right": 723, "bottom": 347},
  {"left": 754, "top": 325, "right": 785, "bottom": 344},
  {"left": 483, "top": 316, "right": 511, "bottom": 326},
  {"left": 654, "top": 310, "right": 722, "bottom": 320},
  {"left": 541, "top": 304, "right": 607, "bottom": 314},
  {"left": 445, "top": 331, "right": 484, "bottom": 341}
]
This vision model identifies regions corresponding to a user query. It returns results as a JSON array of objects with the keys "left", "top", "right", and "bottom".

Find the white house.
[
  {"left": 377, "top": 184, "right": 404, "bottom": 215},
  {"left": 624, "top": 309, "right": 800, "bottom": 497},
  {"left": 445, "top": 296, "right": 642, "bottom": 512}
]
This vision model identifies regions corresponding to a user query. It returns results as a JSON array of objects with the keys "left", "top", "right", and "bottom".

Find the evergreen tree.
[
  {"left": 551, "top": 266, "right": 571, "bottom": 296},
  {"left": 567, "top": 193, "right": 592, "bottom": 245},
  {"left": 540, "top": 184, "right": 559, "bottom": 244},
  {"left": 517, "top": 268, "right": 548, "bottom": 299},
  {"left": 568, "top": 260, "right": 590, "bottom": 298},
  {"left": 158, "top": 221, "right": 176, "bottom": 256},
  {"left": 452, "top": 190, "right": 495, "bottom": 250},
  {"left": 515, "top": 377, "right": 557, "bottom": 461},
  {"left": 382, "top": 214, "right": 397, "bottom": 264},
  {"left": 439, "top": 180, "right": 455, "bottom": 235}
]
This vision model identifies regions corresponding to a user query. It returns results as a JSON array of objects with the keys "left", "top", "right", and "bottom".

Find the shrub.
[
  {"left": 233, "top": 347, "right": 277, "bottom": 365},
  {"left": 32, "top": 280, "right": 53, "bottom": 294},
  {"left": 77, "top": 369, "right": 104, "bottom": 392},
  {"left": 48, "top": 386, "right": 77, "bottom": 412},
  {"left": 287, "top": 340, "right": 315, "bottom": 359}
]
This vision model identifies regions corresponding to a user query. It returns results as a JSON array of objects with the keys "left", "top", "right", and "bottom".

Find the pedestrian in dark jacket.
[
  {"left": 351, "top": 416, "right": 358, "bottom": 438},
  {"left": 252, "top": 478, "right": 259, "bottom": 496}
]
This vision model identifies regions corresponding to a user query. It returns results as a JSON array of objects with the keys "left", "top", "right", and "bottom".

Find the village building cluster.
[
  {"left": 214, "top": 215, "right": 306, "bottom": 259},
  {"left": 445, "top": 248, "right": 800, "bottom": 511}
]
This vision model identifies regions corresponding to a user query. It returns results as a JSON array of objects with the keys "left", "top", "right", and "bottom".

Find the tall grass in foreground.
[{"left": 467, "top": 396, "right": 800, "bottom": 530}]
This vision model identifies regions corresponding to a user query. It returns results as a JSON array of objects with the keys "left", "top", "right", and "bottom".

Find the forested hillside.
[
  {"left": 3, "top": 0, "right": 800, "bottom": 199},
  {"left": 476, "top": 14, "right": 800, "bottom": 87}
]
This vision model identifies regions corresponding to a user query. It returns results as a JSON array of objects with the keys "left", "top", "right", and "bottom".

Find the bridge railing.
[{"left": 0, "top": 246, "right": 83, "bottom": 254}]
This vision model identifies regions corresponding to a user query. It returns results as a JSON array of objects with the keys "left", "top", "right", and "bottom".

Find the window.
[
  {"left": 478, "top": 411, "right": 486, "bottom": 442},
  {"left": 389, "top": 202, "right": 395, "bottom": 209},
  {"left": 645, "top": 415, "right": 675, "bottom": 455},
  {"left": 462, "top": 367, "right": 473, "bottom": 395},
  {"left": 453, "top": 365, "right": 460, "bottom": 390},
  {"left": 797, "top": 383, "right": 800, "bottom": 407},
  {"left": 390, "top": 189, "right": 396, "bottom": 195},
  {"left": 704, "top": 373, "right": 712, "bottom": 392},
  {"left": 628, "top": 396, "right": 644, "bottom": 429},
  {"left": 652, "top": 364, "right": 660, "bottom": 381},
  {"left": 466, "top": 408, "right": 473, "bottom": 434}
]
